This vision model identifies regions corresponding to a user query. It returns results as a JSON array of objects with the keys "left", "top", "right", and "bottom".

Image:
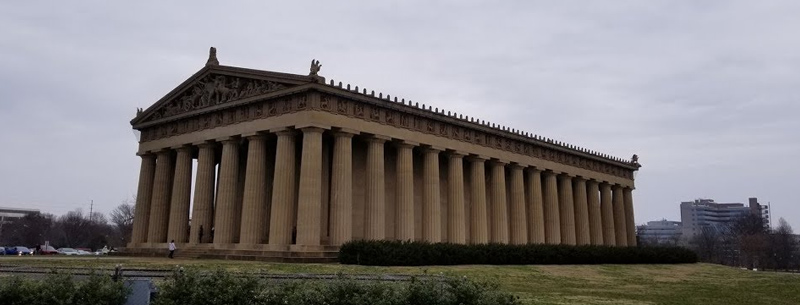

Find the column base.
[{"left": 289, "top": 244, "right": 326, "bottom": 252}]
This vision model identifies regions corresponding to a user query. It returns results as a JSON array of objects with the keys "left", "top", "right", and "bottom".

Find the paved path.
[{"left": 0, "top": 264, "right": 437, "bottom": 282}]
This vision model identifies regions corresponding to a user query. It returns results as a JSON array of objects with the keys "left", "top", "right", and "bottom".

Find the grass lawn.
[{"left": 2, "top": 256, "right": 798, "bottom": 305}]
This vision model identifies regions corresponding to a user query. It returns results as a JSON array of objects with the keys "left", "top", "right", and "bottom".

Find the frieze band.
[{"left": 140, "top": 91, "right": 633, "bottom": 179}]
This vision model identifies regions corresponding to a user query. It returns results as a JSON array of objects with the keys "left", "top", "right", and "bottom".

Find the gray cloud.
[{"left": 1, "top": 1, "right": 798, "bottom": 229}]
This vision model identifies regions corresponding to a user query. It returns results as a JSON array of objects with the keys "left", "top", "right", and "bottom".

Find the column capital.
[
  {"left": 136, "top": 152, "right": 156, "bottom": 158},
  {"left": 333, "top": 130, "right": 356, "bottom": 138},
  {"left": 423, "top": 144, "right": 446, "bottom": 151},
  {"left": 215, "top": 136, "right": 240, "bottom": 143},
  {"left": 365, "top": 135, "right": 389, "bottom": 144},
  {"left": 542, "top": 170, "right": 559, "bottom": 177},
  {"left": 573, "top": 176, "right": 587, "bottom": 182},
  {"left": 295, "top": 123, "right": 331, "bottom": 130},
  {"left": 447, "top": 151, "right": 467, "bottom": 159},
  {"left": 394, "top": 140, "right": 419, "bottom": 148},
  {"left": 299, "top": 126, "right": 326, "bottom": 134},
  {"left": 488, "top": 159, "right": 508, "bottom": 166},
  {"left": 509, "top": 163, "right": 525, "bottom": 170},
  {"left": 467, "top": 154, "right": 488, "bottom": 162},
  {"left": 361, "top": 133, "right": 392, "bottom": 142},
  {"left": 270, "top": 127, "right": 296, "bottom": 136},
  {"left": 171, "top": 144, "right": 193, "bottom": 153},
  {"left": 422, "top": 146, "right": 442, "bottom": 154},
  {"left": 155, "top": 149, "right": 173, "bottom": 156},
  {"left": 243, "top": 133, "right": 268, "bottom": 141},
  {"left": 333, "top": 127, "right": 359, "bottom": 135},
  {"left": 525, "top": 166, "right": 542, "bottom": 173},
  {"left": 558, "top": 175, "right": 575, "bottom": 184},
  {"left": 558, "top": 172, "right": 575, "bottom": 179},
  {"left": 192, "top": 140, "right": 216, "bottom": 148}
]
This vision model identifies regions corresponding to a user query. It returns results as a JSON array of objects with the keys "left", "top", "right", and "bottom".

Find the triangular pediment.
[{"left": 132, "top": 65, "right": 314, "bottom": 128}]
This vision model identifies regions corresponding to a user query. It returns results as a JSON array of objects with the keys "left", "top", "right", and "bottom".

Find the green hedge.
[
  {"left": 338, "top": 240, "right": 698, "bottom": 266},
  {"left": 154, "top": 269, "right": 520, "bottom": 305},
  {"left": 0, "top": 272, "right": 130, "bottom": 305}
]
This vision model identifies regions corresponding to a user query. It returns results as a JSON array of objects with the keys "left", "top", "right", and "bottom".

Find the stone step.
[{"left": 122, "top": 246, "right": 339, "bottom": 263}]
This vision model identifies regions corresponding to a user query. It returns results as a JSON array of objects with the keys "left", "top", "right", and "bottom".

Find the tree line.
[
  {"left": 688, "top": 215, "right": 799, "bottom": 271},
  {"left": 0, "top": 200, "right": 134, "bottom": 251}
]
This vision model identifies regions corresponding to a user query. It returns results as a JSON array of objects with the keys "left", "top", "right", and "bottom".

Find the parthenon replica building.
[{"left": 127, "top": 48, "right": 641, "bottom": 260}]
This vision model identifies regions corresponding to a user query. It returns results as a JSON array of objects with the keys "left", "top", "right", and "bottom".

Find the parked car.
[
  {"left": 76, "top": 249, "right": 92, "bottom": 255},
  {"left": 5, "top": 246, "right": 32, "bottom": 255},
  {"left": 0, "top": 247, "right": 5, "bottom": 255},
  {"left": 93, "top": 246, "right": 112, "bottom": 255},
  {"left": 37, "top": 245, "right": 59, "bottom": 255},
  {"left": 57, "top": 248, "right": 79, "bottom": 255}
]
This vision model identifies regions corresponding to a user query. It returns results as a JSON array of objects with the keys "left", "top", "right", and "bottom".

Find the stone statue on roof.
[
  {"left": 309, "top": 59, "right": 322, "bottom": 76},
  {"left": 309, "top": 59, "right": 324, "bottom": 83},
  {"left": 631, "top": 154, "right": 639, "bottom": 164},
  {"left": 206, "top": 47, "right": 219, "bottom": 66}
]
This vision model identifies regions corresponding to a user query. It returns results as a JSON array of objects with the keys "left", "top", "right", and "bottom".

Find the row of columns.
[{"left": 130, "top": 127, "right": 637, "bottom": 248}]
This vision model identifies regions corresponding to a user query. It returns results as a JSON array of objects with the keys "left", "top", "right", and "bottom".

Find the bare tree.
[
  {"left": 766, "top": 218, "right": 798, "bottom": 271},
  {"left": 691, "top": 225, "right": 723, "bottom": 263},
  {"left": 58, "top": 209, "right": 91, "bottom": 248},
  {"left": 730, "top": 214, "right": 768, "bottom": 269},
  {"left": 110, "top": 199, "right": 135, "bottom": 245},
  {"left": 0, "top": 212, "right": 57, "bottom": 247}
]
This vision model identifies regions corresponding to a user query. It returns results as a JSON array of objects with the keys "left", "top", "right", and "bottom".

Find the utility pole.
[{"left": 89, "top": 200, "right": 93, "bottom": 222}]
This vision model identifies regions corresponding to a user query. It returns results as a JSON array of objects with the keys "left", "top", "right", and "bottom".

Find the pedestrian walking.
[{"left": 168, "top": 240, "right": 176, "bottom": 259}]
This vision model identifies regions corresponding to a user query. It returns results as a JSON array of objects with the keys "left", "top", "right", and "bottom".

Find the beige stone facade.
[{"left": 127, "top": 49, "right": 641, "bottom": 258}]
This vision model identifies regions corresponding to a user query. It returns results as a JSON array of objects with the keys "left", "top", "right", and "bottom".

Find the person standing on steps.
[{"left": 168, "top": 240, "right": 176, "bottom": 259}]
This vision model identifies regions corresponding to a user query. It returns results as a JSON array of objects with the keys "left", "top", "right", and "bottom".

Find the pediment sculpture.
[{"left": 149, "top": 74, "right": 287, "bottom": 121}]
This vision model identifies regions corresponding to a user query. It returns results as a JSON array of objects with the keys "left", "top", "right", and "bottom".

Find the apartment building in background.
[{"left": 680, "top": 197, "right": 770, "bottom": 238}]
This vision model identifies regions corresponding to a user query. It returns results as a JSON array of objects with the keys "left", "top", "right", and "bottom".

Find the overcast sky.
[{"left": 1, "top": 1, "right": 798, "bottom": 230}]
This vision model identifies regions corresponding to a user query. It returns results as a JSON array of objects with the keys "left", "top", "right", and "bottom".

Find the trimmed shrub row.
[
  {"left": 154, "top": 269, "right": 520, "bottom": 305},
  {"left": 338, "top": 240, "right": 698, "bottom": 266},
  {"left": 1, "top": 269, "right": 520, "bottom": 305},
  {"left": 0, "top": 272, "right": 129, "bottom": 305}
]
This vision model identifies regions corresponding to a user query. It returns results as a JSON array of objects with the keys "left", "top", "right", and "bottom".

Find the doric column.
[
  {"left": 508, "top": 164, "right": 527, "bottom": 245},
  {"left": 600, "top": 183, "right": 616, "bottom": 246},
  {"left": 147, "top": 150, "right": 174, "bottom": 243},
  {"left": 542, "top": 171, "right": 561, "bottom": 244},
  {"left": 489, "top": 160, "right": 508, "bottom": 244},
  {"left": 558, "top": 174, "right": 576, "bottom": 245},
  {"left": 330, "top": 131, "right": 354, "bottom": 245},
  {"left": 167, "top": 146, "right": 193, "bottom": 243},
  {"left": 365, "top": 136, "right": 387, "bottom": 240},
  {"left": 239, "top": 134, "right": 268, "bottom": 245},
  {"left": 213, "top": 138, "right": 240, "bottom": 244},
  {"left": 613, "top": 185, "right": 629, "bottom": 246},
  {"left": 468, "top": 157, "right": 488, "bottom": 244},
  {"left": 131, "top": 154, "right": 156, "bottom": 245},
  {"left": 526, "top": 169, "right": 545, "bottom": 244},
  {"left": 624, "top": 188, "right": 637, "bottom": 246},
  {"left": 295, "top": 127, "right": 324, "bottom": 246},
  {"left": 447, "top": 153, "right": 466, "bottom": 244},
  {"left": 587, "top": 180, "right": 603, "bottom": 245},
  {"left": 572, "top": 177, "right": 590, "bottom": 246},
  {"left": 422, "top": 147, "right": 441, "bottom": 242},
  {"left": 394, "top": 142, "right": 415, "bottom": 241},
  {"left": 190, "top": 143, "right": 215, "bottom": 244},
  {"left": 268, "top": 130, "right": 297, "bottom": 246}
]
